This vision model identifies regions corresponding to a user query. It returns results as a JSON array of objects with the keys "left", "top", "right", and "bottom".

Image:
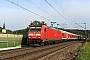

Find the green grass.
[
  {"left": 77, "top": 41, "right": 90, "bottom": 60},
  {"left": 0, "top": 34, "right": 23, "bottom": 48},
  {"left": 0, "top": 42, "right": 21, "bottom": 48},
  {"left": 0, "top": 40, "right": 21, "bottom": 48},
  {"left": 0, "top": 37, "right": 22, "bottom": 40},
  {"left": 0, "top": 37, "right": 22, "bottom": 48}
]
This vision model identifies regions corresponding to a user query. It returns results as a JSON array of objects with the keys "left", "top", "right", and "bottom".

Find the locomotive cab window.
[
  {"left": 36, "top": 27, "right": 41, "bottom": 31},
  {"left": 30, "top": 27, "right": 41, "bottom": 31}
]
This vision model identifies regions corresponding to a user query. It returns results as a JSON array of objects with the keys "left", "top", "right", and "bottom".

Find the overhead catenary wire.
[
  {"left": 75, "top": 23, "right": 86, "bottom": 29},
  {"left": 54, "top": 0, "right": 73, "bottom": 22},
  {"left": 45, "top": 0, "right": 66, "bottom": 20},
  {"left": 54, "top": 0, "right": 64, "bottom": 11},
  {"left": 26, "top": 0, "right": 64, "bottom": 22},
  {"left": 5, "top": 0, "right": 74, "bottom": 29},
  {"left": 5, "top": 0, "right": 51, "bottom": 21},
  {"left": 54, "top": 0, "right": 66, "bottom": 18},
  {"left": 45, "top": 0, "right": 71, "bottom": 28},
  {"left": 54, "top": 0, "right": 75, "bottom": 28}
]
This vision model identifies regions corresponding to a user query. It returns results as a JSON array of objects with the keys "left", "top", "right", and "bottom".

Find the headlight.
[
  {"left": 36, "top": 34, "right": 40, "bottom": 36},
  {"left": 29, "top": 37, "right": 31, "bottom": 38}
]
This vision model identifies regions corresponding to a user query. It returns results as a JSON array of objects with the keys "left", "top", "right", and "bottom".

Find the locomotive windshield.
[{"left": 30, "top": 27, "right": 41, "bottom": 31}]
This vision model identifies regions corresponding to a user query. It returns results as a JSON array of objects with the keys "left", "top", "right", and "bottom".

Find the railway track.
[{"left": 0, "top": 41, "right": 83, "bottom": 60}]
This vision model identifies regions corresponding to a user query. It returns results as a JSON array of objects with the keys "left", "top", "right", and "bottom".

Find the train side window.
[{"left": 44, "top": 28, "right": 46, "bottom": 32}]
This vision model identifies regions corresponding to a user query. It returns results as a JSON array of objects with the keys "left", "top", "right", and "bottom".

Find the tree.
[
  {"left": 0, "top": 27, "right": 2, "bottom": 28},
  {"left": 3, "top": 22, "right": 5, "bottom": 29},
  {"left": 0, "top": 27, "right": 2, "bottom": 32},
  {"left": 41, "top": 21, "right": 45, "bottom": 24}
]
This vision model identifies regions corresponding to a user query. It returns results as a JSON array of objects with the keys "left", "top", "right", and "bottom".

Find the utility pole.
[
  {"left": 75, "top": 22, "right": 87, "bottom": 39},
  {"left": 83, "top": 22, "right": 87, "bottom": 39},
  {"left": 57, "top": 24, "right": 59, "bottom": 28}
]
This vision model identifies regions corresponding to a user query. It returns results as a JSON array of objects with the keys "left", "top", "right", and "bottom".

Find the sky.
[{"left": 0, "top": 0, "right": 90, "bottom": 30}]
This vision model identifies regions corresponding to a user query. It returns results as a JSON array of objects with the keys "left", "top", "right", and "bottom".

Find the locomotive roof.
[
  {"left": 47, "top": 26, "right": 80, "bottom": 36},
  {"left": 46, "top": 26, "right": 58, "bottom": 30},
  {"left": 29, "top": 24, "right": 46, "bottom": 27}
]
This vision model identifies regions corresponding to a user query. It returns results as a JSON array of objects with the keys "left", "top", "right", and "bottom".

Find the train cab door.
[{"left": 44, "top": 28, "right": 47, "bottom": 39}]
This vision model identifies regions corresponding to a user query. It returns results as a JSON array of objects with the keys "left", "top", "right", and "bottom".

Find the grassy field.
[
  {"left": 77, "top": 41, "right": 90, "bottom": 60},
  {"left": 0, "top": 34, "right": 23, "bottom": 48}
]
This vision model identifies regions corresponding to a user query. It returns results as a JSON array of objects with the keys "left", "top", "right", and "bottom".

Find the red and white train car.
[{"left": 60, "top": 30, "right": 80, "bottom": 40}]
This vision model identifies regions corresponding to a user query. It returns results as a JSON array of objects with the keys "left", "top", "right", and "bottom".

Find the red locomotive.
[{"left": 21, "top": 23, "right": 82, "bottom": 46}]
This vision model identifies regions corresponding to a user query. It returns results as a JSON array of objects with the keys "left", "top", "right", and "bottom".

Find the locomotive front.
[{"left": 27, "top": 24, "right": 42, "bottom": 45}]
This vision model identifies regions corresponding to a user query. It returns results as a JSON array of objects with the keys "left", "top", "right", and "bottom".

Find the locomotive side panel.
[
  {"left": 45, "top": 27, "right": 61, "bottom": 41},
  {"left": 40, "top": 25, "right": 47, "bottom": 42}
]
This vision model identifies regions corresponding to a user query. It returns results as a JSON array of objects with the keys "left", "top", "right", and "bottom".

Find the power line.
[
  {"left": 26, "top": 0, "right": 63, "bottom": 22},
  {"left": 75, "top": 23, "right": 86, "bottom": 29},
  {"left": 59, "top": 22, "right": 67, "bottom": 28},
  {"left": 45, "top": 0, "right": 73, "bottom": 28},
  {"left": 5, "top": 0, "right": 51, "bottom": 21},
  {"left": 45, "top": 0, "right": 66, "bottom": 20},
  {"left": 54, "top": 0, "right": 64, "bottom": 11},
  {"left": 54, "top": 0, "right": 73, "bottom": 24},
  {"left": 5, "top": 0, "right": 75, "bottom": 29}
]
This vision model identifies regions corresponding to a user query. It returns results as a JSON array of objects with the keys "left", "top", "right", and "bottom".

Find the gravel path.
[{"left": 40, "top": 41, "right": 83, "bottom": 60}]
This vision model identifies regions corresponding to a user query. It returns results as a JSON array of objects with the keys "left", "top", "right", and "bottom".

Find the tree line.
[{"left": 0, "top": 20, "right": 90, "bottom": 38}]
